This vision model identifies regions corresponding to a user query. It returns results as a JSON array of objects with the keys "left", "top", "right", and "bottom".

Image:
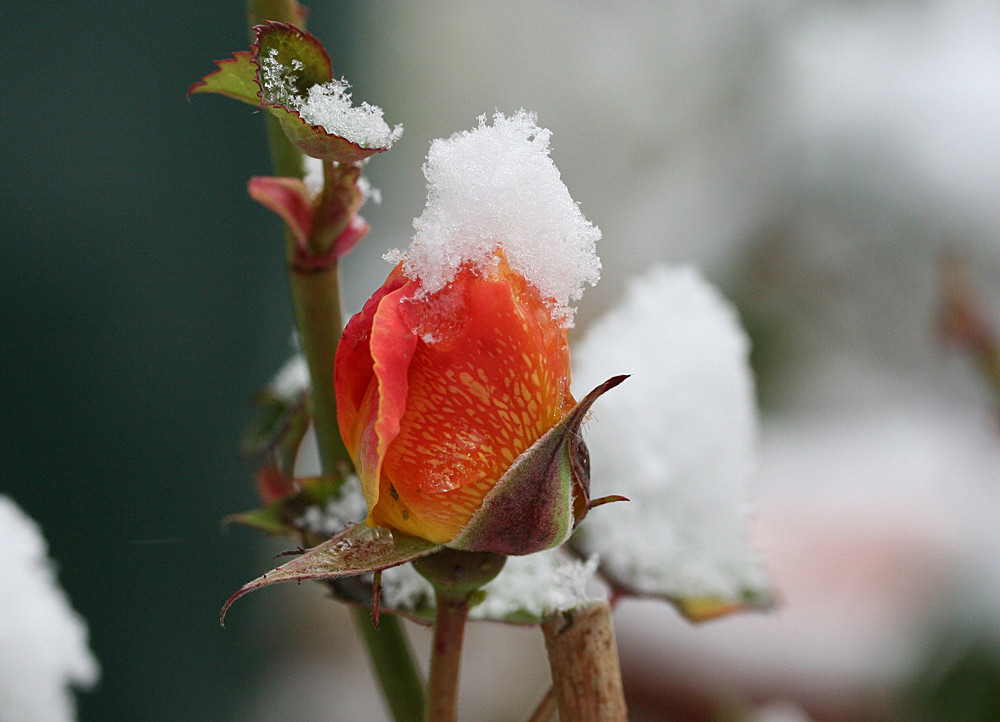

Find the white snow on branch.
[
  {"left": 0, "top": 495, "right": 99, "bottom": 721},
  {"left": 387, "top": 110, "right": 601, "bottom": 324},
  {"left": 572, "top": 265, "right": 768, "bottom": 603}
]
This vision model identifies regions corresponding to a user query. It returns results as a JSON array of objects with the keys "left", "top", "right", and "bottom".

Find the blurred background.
[{"left": 3, "top": 1, "right": 1000, "bottom": 720}]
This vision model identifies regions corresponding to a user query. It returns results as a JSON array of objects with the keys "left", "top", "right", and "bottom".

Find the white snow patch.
[
  {"left": 0, "top": 496, "right": 99, "bottom": 721},
  {"left": 380, "top": 549, "right": 602, "bottom": 622},
  {"left": 386, "top": 110, "right": 601, "bottom": 324},
  {"left": 572, "top": 264, "right": 767, "bottom": 602},
  {"left": 269, "top": 353, "right": 309, "bottom": 401},
  {"left": 295, "top": 478, "right": 369, "bottom": 538}
]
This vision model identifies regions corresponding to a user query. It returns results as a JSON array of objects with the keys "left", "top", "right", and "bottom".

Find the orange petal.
[{"left": 370, "top": 257, "right": 575, "bottom": 543}]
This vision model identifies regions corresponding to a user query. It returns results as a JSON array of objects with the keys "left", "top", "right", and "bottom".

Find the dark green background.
[{"left": 1, "top": 4, "right": 371, "bottom": 719}]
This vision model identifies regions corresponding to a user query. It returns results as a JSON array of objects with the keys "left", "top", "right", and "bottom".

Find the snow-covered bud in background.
[{"left": 571, "top": 265, "right": 771, "bottom": 621}]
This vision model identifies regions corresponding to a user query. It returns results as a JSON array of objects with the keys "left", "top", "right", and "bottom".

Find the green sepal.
[
  {"left": 187, "top": 51, "right": 260, "bottom": 105},
  {"left": 221, "top": 524, "right": 440, "bottom": 624},
  {"left": 449, "top": 375, "right": 628, "bottom": 555}
]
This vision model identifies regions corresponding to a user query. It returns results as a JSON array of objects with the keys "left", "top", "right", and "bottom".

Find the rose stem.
[
  {"left": 243, "top": 3, "right": 424, "bottom": 719},
  {"left": 426, "top": 590, "right": 471, "bottom": 722}
]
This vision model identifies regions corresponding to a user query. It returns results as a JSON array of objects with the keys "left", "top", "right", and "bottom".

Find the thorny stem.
[
  {"left": 242, "top": 3, "right": 423, "bottom": 720},
  {"left": 426, "top": 590, "right": 471, "bottom": 722}
]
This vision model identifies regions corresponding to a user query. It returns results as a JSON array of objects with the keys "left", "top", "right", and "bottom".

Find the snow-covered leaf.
[
  {"left": 570, "top": 265, "right": 772, "bottom": 621},
  {"left": 252, "top": 22, "right": 401, "bottom": 163}
]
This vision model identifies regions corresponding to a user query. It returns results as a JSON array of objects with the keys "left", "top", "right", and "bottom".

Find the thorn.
[
  {"left": 588, "top": 494, "right": 629, "bottom": 510},
  {"left": 371, "top": 570, "right": 382, "bottom": 629}
]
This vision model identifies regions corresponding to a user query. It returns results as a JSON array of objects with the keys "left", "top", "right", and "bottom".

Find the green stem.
[
  {"left": 242, "top": 3, "right": 423, "bottom": 718},
  {"left": 425, "top": 590, "right": 471, "bottom": 722},
  {"left": 287, "top": 261, "right": 351, "bottom": 471},
  {"left": 353, "top": 608, "right": 425, "bottom": 722}
]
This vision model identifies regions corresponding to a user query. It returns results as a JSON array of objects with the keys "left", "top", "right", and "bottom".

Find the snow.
[
  {"left": 386, "top": 110, "right": 601, "bottom": 324},
  {"left": 0, "top": 496, "right": 99, "bottom": 721},
  {"left": 259, "top": 50, "right": 402, "bottom": 150},
  {"left": 295, "top": 478, "right": 369, "bottom": 538},
  {"left": 269, "top": 353, "right": 309, "bottom": 401},
  {"left": 380, "top": 549, "right": 602, "bottom": 622},
  {"left": 571, "top": 265, "right": 768, "bottom": 603}
]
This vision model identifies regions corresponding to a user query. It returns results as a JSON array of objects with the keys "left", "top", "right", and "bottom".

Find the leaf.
[
  {"left": 250, "top": 22, "right": 395, "bottom": 163},
  {"left": 583, "top": 557, "right": 775, "bottom": 623},
  {"left": 241, "top": 388, "right": 308, "bottom": 461},
  {"left": 252, "top": 21, "right": 332, "bottom": 95},
  {"left": 227, "top": 503, "right": 292, "bottom": 536},
  {"left": 187, "top": 51, "right": 260, "bottom": 105},
  {"left": 246, "top": 176, "right": 314, "bottom": 249},
  {"left": 221, "top": 524, "right": 439, "bottom": 624},
  {"left": 270, "top": 111, "right": 388, "bottom": 164}
]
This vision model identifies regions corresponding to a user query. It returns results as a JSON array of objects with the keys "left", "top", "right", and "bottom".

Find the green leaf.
[
  {"left": 227, "top": 504, "right": 291, "bottom": 536},
  {"left": 241, "top": 389, "right": 309, "bottom": 473},
  {"left": 221, "top": 524, "right": 440, "bottom": 624},
  {"left": 187, "top": 51, "right": 260, "bottom": 105}
]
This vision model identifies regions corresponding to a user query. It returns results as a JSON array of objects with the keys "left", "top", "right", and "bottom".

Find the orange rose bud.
[{"left": 336, "top": 251, "right": 587, "bottom": 546}]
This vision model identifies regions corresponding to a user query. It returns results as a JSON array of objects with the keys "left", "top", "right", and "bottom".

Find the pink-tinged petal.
[
  {"left": 332, "top": 214, "right": 369, "bottom": 259},
  {"left": 247, "top": 176, "right": 313, "bottom": 247},
  {"left": 335, "top": 266, "right": 408, "bottom": 444},
  {"left": 360, "top": 282, "right": 420, "bottom": 516}
]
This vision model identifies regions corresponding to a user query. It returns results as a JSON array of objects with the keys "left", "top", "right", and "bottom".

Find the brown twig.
[{"left": 541, "top": 600, "right": 627, "bottom": 721}]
